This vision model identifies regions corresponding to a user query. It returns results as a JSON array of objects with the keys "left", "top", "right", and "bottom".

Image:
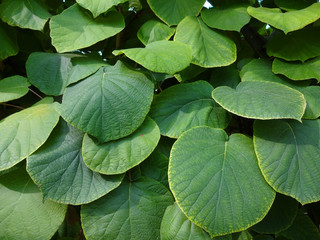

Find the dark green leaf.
[{"left": 0, "top": 21, "right": 18, "bottom": 60}]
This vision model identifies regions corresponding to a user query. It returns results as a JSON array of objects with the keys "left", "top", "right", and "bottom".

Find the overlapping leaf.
[
  {"left": 247, "top": 3, "right": 320, "bottom": 34},
  {"left": 81, "top": 177, "right": 174, "bottom": 240},
  {"left": 27, "top": 120, "right": 123, "bottom": 205},
  {"left": 210, "top": 65, "right": 241, "bottom": 89},
  {"left": 0, "top": 0, "right": 51, "bottom": 30},
  {"left": 113, "top": 40, "right": 192, "bottom": 74},
  {"left": 137, "top": 19, "right": 175, "bottom": 45},
  {"left": 169, "top": 127, "right": 275, "bottom": 237},
  {"left": 26, "top": 52, "right": 107, "bottom": 96},
  {"left": 149, "top": 81, "right": 231, "bottom": 138},
  {"left": 58, "top": 61, "right": 154, "bottom": 142},
  {"left": 0, "top": 21, "right": 18, "bottom": 60},
  {"left": 0, "top": 75, "right": 30, "bottom": 102},
  {"left": 274, "top": 0, "right": 316, "bottom": 11},
  {"left": 82, "top": 117, "right": 160, "bottom": 175},
  {"left": 212, "top": 81, "right": 306, "bottom": 121},
  {"left": 147, "top": 0, "right": 206, "bottom": 26},
  {"left": 174, "top": 16, "right": 236, "bottom": 68},
  {"left": 76, "top": 0, "right": 128, "bottom": 18},
  {"left": 294, "top": 86, "right": 320, "bottom": 119},
  {"left": 254, "top": 119, "right": 320, "bottom": 204},
  {"left": 0, "top": 167, "right": 67, "bottom": 240},
  {"left": 0, "top": 98, "right": 59, "bottom": 170},
  {"left": 50, "top": 4, "right": 125, "bottom": 53},
  {"left": 201, "top": 3, "right": 251, "bottom": 32}
]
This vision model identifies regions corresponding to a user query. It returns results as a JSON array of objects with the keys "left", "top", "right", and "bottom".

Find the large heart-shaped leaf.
[
  {"left": 254, "top": 119, "right": 320, "bottom": 204},
  {"left": 272, "top": 57, "right": 320, "bottom": 82},
  {"left": 137, "top": 19, "right": 175, "bottom": 45},
  {"left": 251, "top": 194, "right": 298, "bottom": 234},
  {"left": 113, "top": 40, "right": 192, "bottom": 75},
  {"left": 0, "top": 21, "right": 18, "bottom": 60},
  {"left": 212, "top": 81, "right": 306, "bottom": 121},
  {"left": 169, "top": 127, "right": 275, "bottom": 237},
  {"left": 50, "top": 4, "right": 125, "bottom": 53},
  {"left": 149, "top": 81, "right": 231, "bottom": 138},
  {"left": 26, "top": 52, "right": 107, "bottom": 96},
  {"left": 174, "top": 16, "right": 236, "bottom": 68},
  {"left": 0, "top": 167, "right": 67, "bottom": 240},
  {"left": 147, "top": 0, "right": 206, "bottom": 26},
  {"left": 201, "top": 3, "right": 251, "bottom": 32},
  {"left": 266, "top": 27, "right": 320, "bottom": 62},
  {"left": 161, "top": 203, "right": 212, "bottom": 240},
  {"left": 0, "top": 98, "right": 59, "bottom": 170},
  {"left": 58, "top": 61, "right": 154, "bottom": 142},
  {"left": 0, "top": 0, "right": 51, "bottom": 30},
  {"left": 247, "top": 4, "right": 320, "bottom": 34},
  {"left": 82, "top": 117, "right": 160, "bottom": 175},
  {"left": 0, "top": 75, "right": 30, "bottom": 102},
  {"left": 81, "top": 177, "right": 174, "bottom": 240},
  {"left": 76, "top": 0, "right": 128, "bottom": 18},
  {"left": 27, "top": 120, "right": 123, "bottom": 205}
]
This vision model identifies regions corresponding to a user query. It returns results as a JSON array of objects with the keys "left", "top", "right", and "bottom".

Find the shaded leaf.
[
  {"left": 210, "top": 65, "right": 241, "bottom": 89},
  {"left": 0, "top": 75, "right": 30, "bottom": 102},
  {"left": 76, "top": 0, "right": 128, "bottom": 18},
  {"left": 274, "top": 0, "right": 317, "bottom": 11},
  {"left": 0, "top": 21, "right": 18, "bottom": 60},
  {"left": 295, "top": 86, "right": 320, "bottom": 119}
]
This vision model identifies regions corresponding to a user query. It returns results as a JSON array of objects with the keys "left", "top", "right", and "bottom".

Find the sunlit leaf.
[{"left": 0, "top": 75, "right": 30, "bottom": 102}]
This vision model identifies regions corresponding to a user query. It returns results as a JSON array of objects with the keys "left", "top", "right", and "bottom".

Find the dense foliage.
[{"left": 0, "top": 0, "right": 320, "bottom": 239}]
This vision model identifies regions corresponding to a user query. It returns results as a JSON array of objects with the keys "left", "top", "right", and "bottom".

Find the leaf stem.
[
  {"left": 0, "top": 103, "right": 25, "bottom": 109},
  {"left": 29, "top": 88, "right": 43, "bottom": 99}
]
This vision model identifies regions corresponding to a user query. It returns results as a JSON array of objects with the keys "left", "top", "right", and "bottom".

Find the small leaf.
[
  {"left": 254, "top": 119, "right": 320, "bottom": 204},
  {"left": 201, "top": 3, "right": 251, "bottom": 32},
  {"left": 137, "top": 19, "right": 175, "bottom": 45},
  {"left": 272, "top": 57, "right": 320, "bottom": 82},
  {"left": 82, "top": 117, "right": 160, "bottom": 175},
  {"left": 0, "top": 75, "right": 30, "bottom": 102},
  {"left": 147, "top": 0, "right": 206, "bottom": 26},
  {"left": 50, "top": 4, "right": 125, "bottom": 53},
  {"left": 160, "top": 203, "right": 211, "bottom": 240},
  {"left": 0, "top": 167, "right": 67, "bottom": 240},
  {"left": 266, "top": 27, "right": 320, "bottom": 62},
  {"left": 251, "top": 194, "right": 298, "bottom": 234},
  {"left": 113, "top": 40, "right": 192, "bottom": 75},
  {"left": 0, "top": 0, "right": 51, "bottom": 30},
  {"left": 149, "top": 81, "right": 231, "bottom": 138},
  {"left": 174, "top": 16, "right": 236, "bottom": 68},
  {"left": 81, "top": 177, "right": 174, "bottom": 240},
  {"left": 247, "top": 4, "right": 320, "bottom": 34},
  {"left": 0, "top": 98, "right": 59, "bottom": 170},
  {"left": 169, "top": 127, "right": 275, "bottom": 237},
  {"left": 0, "top": 21, "right": 18, "bottom": 60},
  {"left": 76, "top": 0, "right": 128, "bottom": 18},
  {"left": 212, "top": 81, "right": 306, "bottom": 121},
  {"left": 27, "top": 120, "right": 123, "bottom": 205},
  {"left": 58, "top": 61, "right": 154, "bottom": 142}
]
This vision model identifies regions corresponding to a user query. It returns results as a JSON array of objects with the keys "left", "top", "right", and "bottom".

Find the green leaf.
[
  {"left": 0, "top": 167, "right": 67, "bottom": 240},
  {"left": 137, "top": 19, "right": 176, "bottom": 45},
  {"left": 160, "top": 202, "right": 211, "bottom": 240},
  {"left": 81, "top": 177, "right": 174, "bottom": 240},
  {"left": 247, "top": 4, "right": 320, "bottom": 34},
  {"left": 82, "top": 117, "right": 160, "bottom": 175},
  {"left": 212, "top": 81, "right": 306, "bottom": 121},
  {"left": 277, "top": 210, "right": 320, "bottom": 240},
  {"left": 0, "top": 21, "right": 18, "bottom": 60},
  {"left": 50, "top": 4, "right": 125, "bottom": 53},
  {"left": 174, "top": 16, "right": 236, "bottom": 68},
  {"left": 210, "top": 65, "right": 241, "bottom": 89},
  {"left": 272, "top": 57, "right": 320, "bottom": 82},
  {"left": 201, "top": 3, "right": 251, "bottom": 32},
  {"left": 254, "top": 119, "right": 320, "bottom": 204},
  {"left": 26, "top": 52, "right": 107, "bottom": 96},
  {"left": 147, "top": 0, "right": 206, "bottom": 26},
  {"left": 58, "top": 61, "right": 154, "bottom": 142},
  {"left": 0, "top": 75, "right": 30, "bottom": 102},
  {"left": 274, "top": 0, "right": 317, "bottom": 11},
  {"left": 149, "top": 81, "right": 231, "bottom": 138},
  {"left": 0, "top": 98, "right": 59, "bottom": 170},
  {"left": 27, "top": 120, "right": 123, "bottom": 205},
  {"left": 266, "top": 27, "right": 320, "bottom": 62},
  {"left": 113, "top": 40, "right": 192, "bottom": 75},
  {"left": 76, "top": 0, "right": 128, "bottom": 18},
  {"left": 295, "top": 86, "right": 320, "bottom": 119},
  {"left": 169, "top": 127, "right": 275, "bottom": 237},
  {"left": 174, "top": 64, "right": 206, "bottom": 83},
  {"left": 233, "top": 231, "right": 253, "bottom": 240},
  {"left": 251, "top": 194, "right": 298, "bottom": 234},
  {"left": 0, "top": 0, "right": 51, "bottom": 30}
]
